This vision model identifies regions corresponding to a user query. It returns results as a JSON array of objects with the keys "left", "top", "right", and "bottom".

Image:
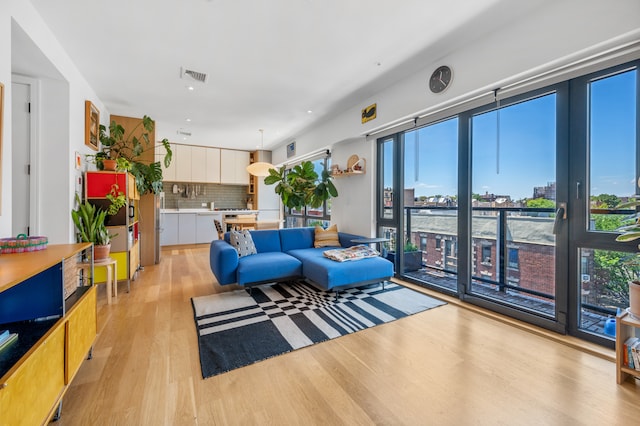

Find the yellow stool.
[{"left": 79, "top": 257, "right": 118, "bottom": 304}]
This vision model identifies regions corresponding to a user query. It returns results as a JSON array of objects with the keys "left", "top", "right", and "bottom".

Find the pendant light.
[{"left": 246, "top": 129, "right": 275, "bottom": 177}]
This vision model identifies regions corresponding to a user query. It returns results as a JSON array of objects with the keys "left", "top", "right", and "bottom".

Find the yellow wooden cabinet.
[
  {"left": 65, "top": 286, "right": 97, "bottom": 385},
  {"left": 0, "top": 324, "right": 66, "bottom": 425},
  {"left": 0, "top": 243, "right": 96, "bottom": 425}
]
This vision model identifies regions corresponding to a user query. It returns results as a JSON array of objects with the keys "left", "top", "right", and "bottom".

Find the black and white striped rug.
[{"left": 191, "top": 281, "right": 445, "bottom": 378}]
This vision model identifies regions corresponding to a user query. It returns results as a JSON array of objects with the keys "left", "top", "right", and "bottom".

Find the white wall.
[
  {"left": 0, "top": 0, "right": 12, "bottom": 237},
  {"left": 271, "top": 0, "right": 640, "bottom": 236},
  {"left": 330, "top": 138, "right": 375, "bottom": 236},
  {"left": 0, "top": 0, "right": 109, "bottom": 242}
]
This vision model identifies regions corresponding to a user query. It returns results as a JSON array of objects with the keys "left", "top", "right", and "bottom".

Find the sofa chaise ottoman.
[{"left": 209, "top": 227, "right": 394, "bottom": 293}]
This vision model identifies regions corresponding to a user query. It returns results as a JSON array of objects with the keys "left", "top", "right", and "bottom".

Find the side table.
[
  {"left": 350, "top": 237, "right": 390, "bottom": 257},
  {"left": 79, "top": 257, "right": 118, "bottom": 305}
]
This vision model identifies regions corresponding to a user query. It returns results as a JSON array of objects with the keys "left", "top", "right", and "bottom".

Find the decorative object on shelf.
[
  {"left": 347, "top": 154, "right": 365, "bottom": 172},
  {"left": 264, "top": 160, "right": 338, "bottom": 209},
  {"left": 71, "top": 194, "right": 115, "bottom": 260},
  {"left": 86, "top": 115, "right": 172, "bottom": 195},
  {"left": 332, "top": 155, "right": 366, "bottom": 176},
  {"left": 84, "top": 100, "right": 100, "bottom": 151},
  {"left": 246, "top": 129, "right": 274, "bottom": 177},
  {"left": 0, "top": 234, "right": 48, "bottom": 254},
  {"left": 429, "top": 65, "right": 453, "bottom": 94}
]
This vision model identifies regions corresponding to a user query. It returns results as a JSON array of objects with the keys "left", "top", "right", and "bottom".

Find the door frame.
[
  {"left": 458, "top": 84, "right": 570, "bottom": 334},
  {"left": 567, "top": 60, "right": 640, "bottom": 346}
]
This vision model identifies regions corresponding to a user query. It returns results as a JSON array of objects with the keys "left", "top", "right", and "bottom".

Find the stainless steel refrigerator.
[{"left": 155, "top": 192, "right": 164, "bottom": 263}]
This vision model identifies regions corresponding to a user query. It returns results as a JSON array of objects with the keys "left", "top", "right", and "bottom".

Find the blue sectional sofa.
[{"left": 209, "top": 227, "right": 394, "bottom": 292}]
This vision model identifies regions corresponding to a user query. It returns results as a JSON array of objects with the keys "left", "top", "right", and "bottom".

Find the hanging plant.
[
  {"left": 264, "top": 160, "right": 338, "bottom": 210},
  {"left": 105, "top": 183, "right": 126, "bottom": 216}
]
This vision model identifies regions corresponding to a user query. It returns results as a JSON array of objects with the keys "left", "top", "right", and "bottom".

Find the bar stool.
[{"left": 78, "top": 257, "right": 118, "bottom": 304}]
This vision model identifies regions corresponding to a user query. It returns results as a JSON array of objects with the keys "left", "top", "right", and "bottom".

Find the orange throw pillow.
[{"left": 314, "top": 224, "right": 340, "bottom": 248}]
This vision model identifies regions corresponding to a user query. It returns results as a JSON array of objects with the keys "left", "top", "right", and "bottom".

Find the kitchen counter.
[{"left": 161, "top": 209, "right": 258, "bottom": 215}]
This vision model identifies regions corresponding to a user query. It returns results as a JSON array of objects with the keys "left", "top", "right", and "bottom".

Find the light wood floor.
[{"left": 57, "top": 245, "right": 640, "bottom": 425}]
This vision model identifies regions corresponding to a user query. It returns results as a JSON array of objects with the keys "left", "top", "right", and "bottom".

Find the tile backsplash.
[{"left": 162, "top": 182, "right": 250, "bottom": 210}]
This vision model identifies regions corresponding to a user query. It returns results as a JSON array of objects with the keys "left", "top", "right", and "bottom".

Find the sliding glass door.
[
  {"left": 467, "top": 90, "right": 565, "bottom": 330},
  {"left": 377, "top": 59, "right": 639, "bottom": 345},
  {"left": 401, "top": 118, "right": 458, "bottom": 292},
  {"left": 568, "top": 62, "right": 639, "bottom": 343}
]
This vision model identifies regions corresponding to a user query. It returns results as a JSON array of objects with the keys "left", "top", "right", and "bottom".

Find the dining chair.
[{"left": 214, "top": 219, "right": 225, "bottom": 240}]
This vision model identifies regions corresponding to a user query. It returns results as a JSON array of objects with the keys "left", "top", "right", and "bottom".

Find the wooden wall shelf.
[{"left": 332, "top": 155, "right": 366, "bottom": 177}]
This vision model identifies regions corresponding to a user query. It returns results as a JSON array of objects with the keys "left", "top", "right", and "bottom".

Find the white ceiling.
[{"left": 28, "top": 0, "right": 549, "bottom": 150}]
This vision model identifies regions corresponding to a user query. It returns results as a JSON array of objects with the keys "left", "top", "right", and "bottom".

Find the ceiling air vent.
[
  {"left": 180, "top": 67, "right": 208, "bottom": 83},
  {"left": 177, "top": 129, "right": 192, "bottom": 136}
]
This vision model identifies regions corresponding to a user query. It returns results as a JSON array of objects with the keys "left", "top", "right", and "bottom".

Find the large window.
[
  {"left": 399, "top": 118, "right": 458, "bottom": 289},
  {"left": 378, "top": 58, "right": 639, "bottom": 346},
  {"left": 470, "top": 92, "right": 557, "bottom": 317}
]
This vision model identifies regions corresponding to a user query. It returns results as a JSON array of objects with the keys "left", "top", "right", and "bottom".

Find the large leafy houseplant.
[
  {"left": 264, "top": 160, "right": 338, "bottom": 210},
  {"left": 71, "top": 195, "right": 116, "bottom": 260},
  {"left": 87, "top": 115, "right": 172, "bottom": 195}
]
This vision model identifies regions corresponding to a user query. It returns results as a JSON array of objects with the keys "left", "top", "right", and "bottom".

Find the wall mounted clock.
[{"left": 429, "top": 65, "right": 452, "bottom": 94}]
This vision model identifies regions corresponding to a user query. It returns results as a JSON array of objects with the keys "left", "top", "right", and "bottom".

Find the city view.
[{"left": 383, "top": 68, "right": 637, "bottom": 338}]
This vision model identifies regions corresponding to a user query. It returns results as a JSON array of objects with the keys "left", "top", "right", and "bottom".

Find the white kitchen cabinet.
[
  {"left": 196, "top": 214, "right": 218, "bottom": 243},
  {"left": 160, "top": 213, "right": 179, "bottom": 246},
  {"left": 165, "top": 145, "right": 221, "bottom": 183},
  {"left": 220, "top": 149, "right": 250, "bottom": 185},
  {"left": 191, "top": 146, "right": 207, "bottom": 182},
  {"left": 175, "top": 144, "right": 192, "bottom": 182},
  {"left": 178, "top": 213, "right": 197, "bottom": 245},
  {"left": 157, "top": 142, "right": 177, "bottom": 181},
  {"left": 205, "top": 147, "right": 221, "bottom": 183}
]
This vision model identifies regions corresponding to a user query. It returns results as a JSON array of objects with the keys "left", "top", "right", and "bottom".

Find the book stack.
[
  {"left": 623, "top": 336, "right": 640, "bottom": 371},
  {"left": 0, "top": 329, "right": 18, "bottom": 353}
]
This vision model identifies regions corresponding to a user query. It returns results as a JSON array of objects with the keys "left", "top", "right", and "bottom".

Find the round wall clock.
[{"left": 429, "top": 65, "right": 452, "bottom": 94}]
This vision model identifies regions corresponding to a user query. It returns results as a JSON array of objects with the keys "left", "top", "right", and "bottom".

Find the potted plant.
[
  {"left": 104, "top": 183, "right": 126, "bottom": 215},
  {"left": 615, "top": 195, "right": 640, "bottom": 317},
  {"left": 71, "top": 194, "right": 116, "bottom": 261},
  {"left": 86, "top": 115, "right": 172, "bottom": 195},
  {"left": 385, "top": 241, "right": 423, "bottom": 272},
  {"left": 264, "top": 160, "right": 338, "bottom": 210}
]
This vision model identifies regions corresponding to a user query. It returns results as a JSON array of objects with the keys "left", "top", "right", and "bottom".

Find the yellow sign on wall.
[{"left": 361, "top": 103, "right": 377, "bottom": 124}]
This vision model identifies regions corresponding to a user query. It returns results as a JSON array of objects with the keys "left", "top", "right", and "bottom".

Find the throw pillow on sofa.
[
  {"left": 314, "top": 224, "right": 340, "bottom": 248},
  {"left": 230, "top": 229, "right": 257, "bottom": 257}
]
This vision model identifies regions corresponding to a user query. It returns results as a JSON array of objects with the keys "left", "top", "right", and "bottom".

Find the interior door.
[{"left": 11, "top": 81, "right": 31, "bottom": 236}]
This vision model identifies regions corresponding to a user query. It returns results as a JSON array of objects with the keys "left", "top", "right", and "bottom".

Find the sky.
[{"left": 393, "top": 68, "right": 637, "bottom": 201}]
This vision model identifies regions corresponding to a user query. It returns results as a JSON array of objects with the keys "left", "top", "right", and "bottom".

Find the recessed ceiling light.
[
  {"left": 186, "top": 118, "right": 191, "bottom": 122},
  {"left": 307, "top": 110, "right": 313, "bottom": 114},
  {"left": 186, "top": 86, "right": 195, "bottom": 91}
]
